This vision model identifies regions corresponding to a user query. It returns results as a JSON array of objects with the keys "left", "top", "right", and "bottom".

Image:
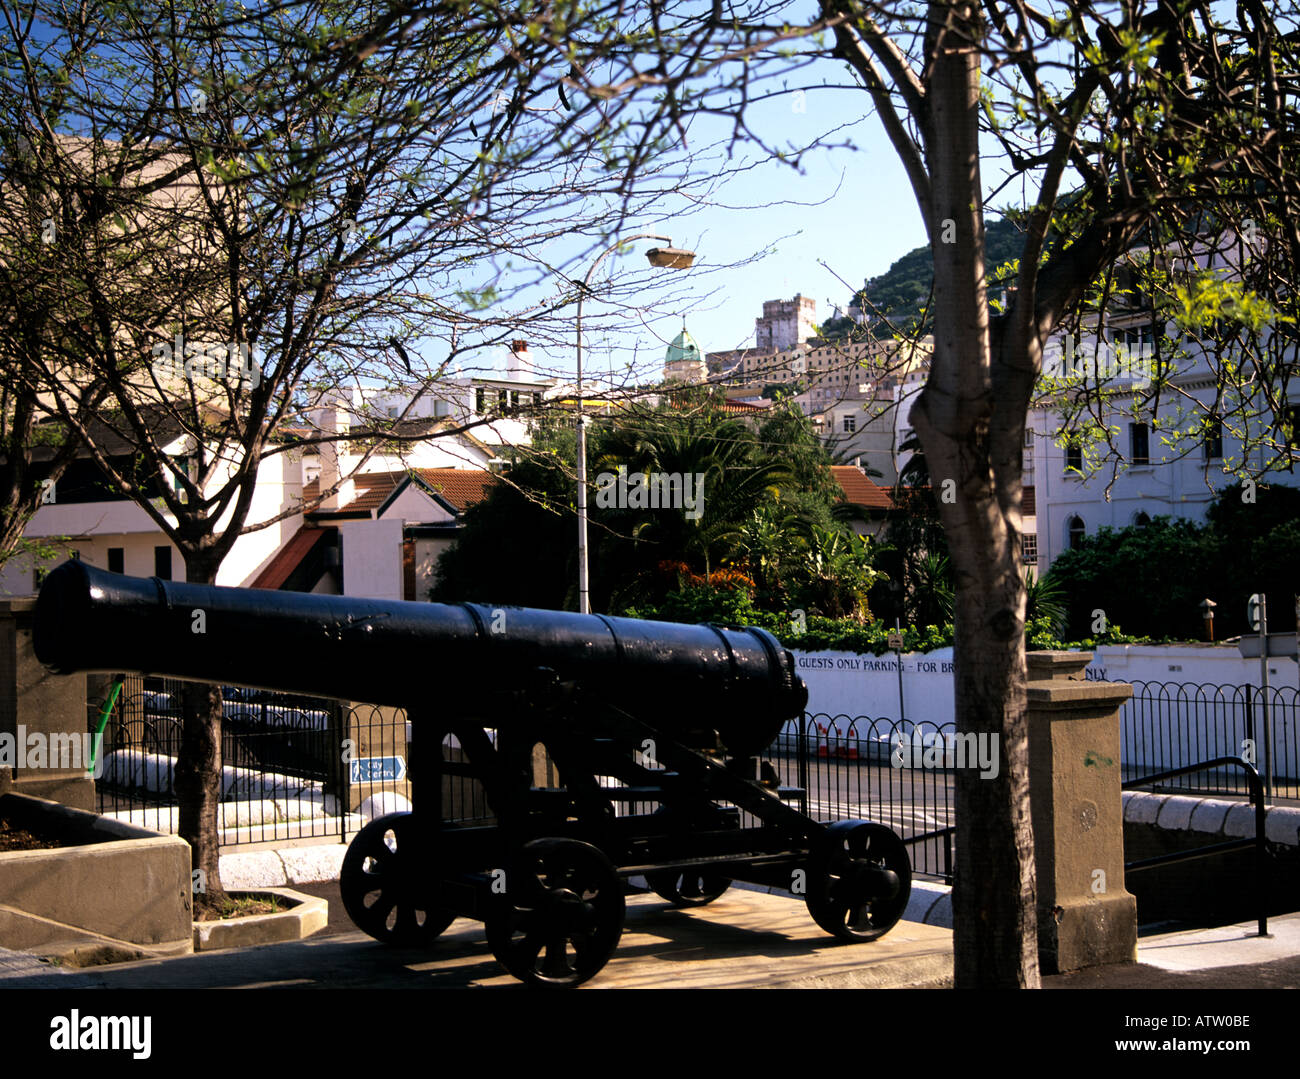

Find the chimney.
[
  {"left": 506, "top": 340, "right": 534, "bottom": 382},
  {"left": 316, "top": 391, "right": 355, "bottom": 511}
]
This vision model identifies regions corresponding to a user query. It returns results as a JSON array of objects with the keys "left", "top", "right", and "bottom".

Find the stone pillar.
[
  {"left": 1027, "top": 651, "right": 1137, "bottom": 974},
  {"left": 0, "top": 597, "right": 96, "bottom": 810}
]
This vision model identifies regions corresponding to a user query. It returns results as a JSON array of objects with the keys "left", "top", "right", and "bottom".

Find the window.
[
  {"left": 1022, "top": 533, "right": 1038, "bottom": 565},
  {"left": 475, "top": 387, "right": 487, "bottom": 413},
  {"left": 1134, "top": 512, "right": 1151, "bottom": 528},
  {"left": 1204, "top": 419, "right": 1223, "bottom": 460},
  {"left": 108, "top": 547, "right": 124, "bottom": 574},
  {"left": 154, "top": 545, "right": 173, "bottom": 581},
  {"left": 173, "top": 458, "right": 190, "bottom": 504},
  {"left": 1111, "top": 325, "right": 1153, "bottom": 349},
  {"left": 842, "top": 414, "right": 856, "bottom": 433},
  {"left": 1130, "top": 422, "right": 1149, "bottom": 466},
  {"left": 1065, "top": 441, "right": 1082, "bottom": 473},
  {"left": 498, "top": 389, "right": 509, "bottom": 412},
  {"left": 1067, "top": 516, "right": 1086, "bottom": 550}
]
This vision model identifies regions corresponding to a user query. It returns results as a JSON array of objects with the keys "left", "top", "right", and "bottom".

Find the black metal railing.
[
  {"left": 88, "top": 675, "right": 354, "bottom": 846},
  {"left": 1123, "top": 757, "right": 1270, "bottom": 937},
  {"left": 773, "top": 712, "right": 956, "bottom": 883},
  {"left": 86, "top": 686, "right": 957, "bottom": 876},
  {"left": 1117, "top": 680, "right": 1299, "bottom": 799}
]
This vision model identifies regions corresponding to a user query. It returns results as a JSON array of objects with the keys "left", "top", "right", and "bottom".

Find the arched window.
[
  {"left": 1134, "top": 512, "right": 1151, "bottom": 528},
  {"left": 1067, "top": 515, "right": 1086, "bottom": 550}
]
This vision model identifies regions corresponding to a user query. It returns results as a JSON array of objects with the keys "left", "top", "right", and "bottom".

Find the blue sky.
[{"left": 476, "top": 81, "right": 933, "bottom": 386}]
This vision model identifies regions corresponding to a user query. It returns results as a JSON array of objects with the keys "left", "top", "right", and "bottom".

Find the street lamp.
[{"left": 575, "top": 233, "right": 697, "bottom": 614}]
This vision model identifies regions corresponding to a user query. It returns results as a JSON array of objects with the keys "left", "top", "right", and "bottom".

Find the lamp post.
[
  {"left": 1199, "top": 597, "right": 1217, "bottom": 641},
  {"left": 574, "top": 234, "right": 696, "bottom": 614}
]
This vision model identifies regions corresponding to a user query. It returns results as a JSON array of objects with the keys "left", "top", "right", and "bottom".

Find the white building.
[
  {"left": 0, "top": 416, "right": 305, "bottom": 594},
  {"left": 2, "top": 341, "right": 546, "bottom": 598},
  {"left": 1029, "top": 232, "right": 1300, "bottom": 570}
]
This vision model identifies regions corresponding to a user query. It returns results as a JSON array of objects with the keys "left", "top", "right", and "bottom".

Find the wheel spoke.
[
  {"left": 542, "top": 936, "right": 573, "bottom": 979},
  {"left": 340, "top": 813, "right": 457, "bottom": 947},
  {"left": 807, "top": 821, "right": 911, "bottom": 943},
  {"left": 486, "top": 838, "right": 624, "bottom": 987},
  {"left": 365, "top": 892, "right": 396, "bottom": 929}
]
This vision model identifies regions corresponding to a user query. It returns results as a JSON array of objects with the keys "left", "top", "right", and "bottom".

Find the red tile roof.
[
  {"left": 720, "top": 397, "right": 772, "bottom": 413},
  {"left": 830, "top": 466, "right": 895, "bottom": 511},
  {"left": 411, "top": 469, "right": 499, "bottom": 511},
  {"left": 303, "top": 468, "right": 499, "bottom": 516},
  {"left": 302, "top": 473, "right": 400, "bottom": 512},
  {"left": 249, "top": 526, "right": 330, "bottom": 589}
]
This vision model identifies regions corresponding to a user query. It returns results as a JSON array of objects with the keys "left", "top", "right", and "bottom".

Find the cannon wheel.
[
  {"left": 486, "top": 837, "right": 625, "bottom": 988},
  {"left": 644, "top": 806, "right": 733, "bottom": 907},
  {"left": 341, "top": 813, "right": 457, "bottom": 946},
  {"left": 806, "top": 820, "right": 911, "bottom": 942}
]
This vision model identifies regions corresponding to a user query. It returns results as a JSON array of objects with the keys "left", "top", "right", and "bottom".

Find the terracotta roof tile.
[
  {"left": 830, "top": 466, "right": 895, "bottom": 511},
  {"left": 412, "top": 469, "right": 499, "bottom": 511},
  {"left": 249, "top": 526, "right": 330, "bottom": 589},
  {"left": 303, "top": 468, "right": 499, "bottom": 515}
]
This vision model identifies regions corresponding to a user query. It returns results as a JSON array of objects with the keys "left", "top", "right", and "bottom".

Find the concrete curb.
[
  {"left": 193, "top": 887, "right": 328, "bottom": 952},
  {"left": 1122, "top": 790, "right": 1300, "bottom": 846}
]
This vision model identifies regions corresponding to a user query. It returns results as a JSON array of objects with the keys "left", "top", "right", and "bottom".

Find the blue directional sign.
[{"left": 349, "top": 756, "right": 407, "bottom": 783}]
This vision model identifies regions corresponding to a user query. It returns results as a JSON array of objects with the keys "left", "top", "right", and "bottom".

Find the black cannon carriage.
[{"left": 34, "top": 560, "right": 911, "bottom": 987}]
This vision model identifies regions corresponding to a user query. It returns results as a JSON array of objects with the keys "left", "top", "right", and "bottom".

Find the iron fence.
[
  {"left": 1116, "top": 680, "right": 1299, "bottom": 799},
  {"left": 772, "top": 713, "right": 956, "bottom": 882},
  {"left": 88, "top": 675, "right": 359, "bottom": 845},
  {"left": 81, "top": 670, "right": 1298, "bottom": 886}
]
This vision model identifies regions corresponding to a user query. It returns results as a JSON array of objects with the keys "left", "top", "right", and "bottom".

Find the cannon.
[{"left": 34, "top": 560, "right": 911, "bottom": 987}]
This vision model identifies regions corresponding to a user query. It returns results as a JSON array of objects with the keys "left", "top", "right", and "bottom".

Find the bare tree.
[{"left": 0, "top": 0, "right": 726, "bottom": 905}]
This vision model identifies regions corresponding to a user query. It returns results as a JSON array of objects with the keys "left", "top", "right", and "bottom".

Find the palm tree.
[
  {"left": 591, "top": 409, "right": 793, "bottom": 607},
  {"left": 1024, "top": 568, "right": 1067, "bottom": 635},
  {"left": 910, "top": 551, "right": 955, "bottom": 627},
  {"left": 798, "top": 524, "right": 885, "bottom": 620},
  {"left": 734, "top": 501, "right": 810, "bottom": 606}
]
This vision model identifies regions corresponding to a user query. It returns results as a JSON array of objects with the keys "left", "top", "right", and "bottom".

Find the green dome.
[{"left": 666, "top": 326, "right": 702, "bottom": 366}]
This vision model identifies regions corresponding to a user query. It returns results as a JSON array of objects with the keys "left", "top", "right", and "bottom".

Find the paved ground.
[
  {"left": 0, "top": 887, "right": 954, "bottom": 989},
  {"left": 3, "top": 877, "right": 1295, "bottom": 990}
]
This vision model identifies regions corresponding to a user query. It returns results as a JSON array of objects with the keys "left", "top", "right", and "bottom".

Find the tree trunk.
[
  {"left": 912, "top": 0, "right": 1039, "bottom": 988},
  {"left": 173, "top": 548, "right": 227, "bottom": 911}
]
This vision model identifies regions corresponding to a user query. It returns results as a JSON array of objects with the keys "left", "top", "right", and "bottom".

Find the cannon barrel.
[{"left": 33, "top": 560, "right": 806, "bottom": 756}]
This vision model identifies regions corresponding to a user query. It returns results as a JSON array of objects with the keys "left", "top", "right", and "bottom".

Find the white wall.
[
  {"left": 1086, "top": 643, "right": 1299, "bottom": 690},
  {"left": 3, "top": 444, "right": 303, "bottom": 593},
  {"left": 340, "top": 518, "right": 404, "bottom": 600},
  {"left": 793, "top": 648, "right": 955, "bottom": 737}
]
